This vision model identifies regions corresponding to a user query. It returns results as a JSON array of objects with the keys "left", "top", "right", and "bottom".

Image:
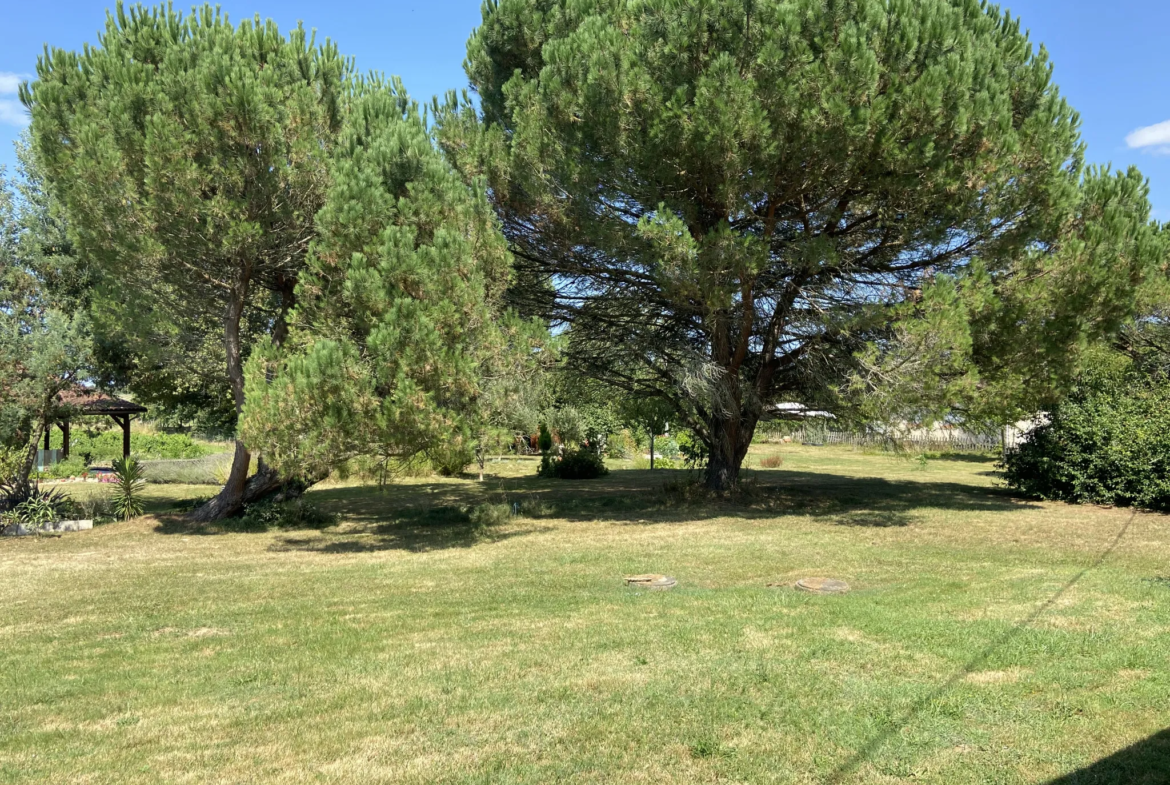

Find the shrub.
[
  {"left": 48, "top": 430, "right": 218, "bottom": 462},
  {"left": 677, "top": 430, "right": 708, "bottom": 468},
  {"left": 40, "top": 456, "right": 89, "bottom": 480},
  {"left": 468, "top": 502, "right": 513, "bottom": 528},
  {"left": 759, "top": 455, "right": 784, "bottom": 469},
  {"left": 605, "top": 429, "right": 638, "bottom": 459},
  {"left": 538, "top": 448, "right": 610, "bottom": 479},
  {"left": 0, "top": 447, "right": 26, "bottom": 482},
  {"left": 0, "top": 486, "right": 69, "bottom": 531},
  {"left": 515, "top": 498, "right": 555, "bottom": 517},
  {"left": 1002, "top": 367, "right": 1170, "bottom": 511},
  {"left": 429, "top": 439, "right": 475, "bottom": 477},
  {"left": 110, "top": 457, "right": 146, "bottom": 520},
  {"left": 236, "top": 498, "right": 336, "bottom": 531},
  {"left": 654, "top": 438, "right": 681, "bottom": 460},
  {"left": 140, "top": 454, "right": 233, "bottom": 485},
  {"left": 68, "top": 492, "right": 116, "bottom": 525},
  {"left": 633, "top": 456, "right": 679, "bottom": 470}
]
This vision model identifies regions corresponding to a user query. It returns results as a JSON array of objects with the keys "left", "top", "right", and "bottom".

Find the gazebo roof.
[{"left": 56, "top": 388, "right": 148, "bottom": 416}]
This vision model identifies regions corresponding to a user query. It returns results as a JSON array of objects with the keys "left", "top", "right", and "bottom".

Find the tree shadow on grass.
[
  {"left": 269, "top": 504, "right": 554, "bottom": 554},
  {"left": 1044, "top": 727, "right": 1170, "bottom": 784},
  {"left": 529, "top": 468, "right": 1038, "bottom": 526},
  {"left": 927, "top": 452, "right": 1000, "bottom": 464},
  {"left": 253, "top": 467, "right": 1038, "bottom": 554}
]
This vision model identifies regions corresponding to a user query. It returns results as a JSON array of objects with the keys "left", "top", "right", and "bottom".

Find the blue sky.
[{"left": 2, "top": 0, "right": 1168, "bottom": 220}]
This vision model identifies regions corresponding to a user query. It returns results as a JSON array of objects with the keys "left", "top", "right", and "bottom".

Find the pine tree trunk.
[
  {"left": 189, "top": 440, "right": 252, "bottom": 522},
  {"left": 704, "top": 410, "right": 758, "bottom": 492},
  {"left": 190, "top": 277, "right": 251, "bottom": 523}
]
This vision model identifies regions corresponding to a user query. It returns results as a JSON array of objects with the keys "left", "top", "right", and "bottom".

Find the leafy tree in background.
[
  {"left": 445, "top": 0, "right": 1160, "bottom": 490},
  {"left": 0, "top": 167, "right": 91, "bottom": 496},
  {"left": 23, "top": 3, "right": 349, "bottom": 519},
  {"left": 11, "top": 133, "right": 238, "bottom": 438},
  {"left": 240, "top": 79, "right": 542, "bottom": 484}
]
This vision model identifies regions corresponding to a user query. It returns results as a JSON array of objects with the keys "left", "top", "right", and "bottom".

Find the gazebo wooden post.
[{"left": 108, "top": 414, "right": 132, "bottom": 459}]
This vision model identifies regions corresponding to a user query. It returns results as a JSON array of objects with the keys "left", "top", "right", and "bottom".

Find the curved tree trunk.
[
  {"left": 190, "top": 276, "right": 251, "bottom": 523},
  {"left": 190, "top": 275, "right": 312, "bottom": 523}
]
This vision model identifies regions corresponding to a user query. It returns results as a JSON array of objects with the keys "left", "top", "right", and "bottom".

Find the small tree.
[
  {"left": 0, "top": 167, "right": 90, "bottom": 498},
  {"left": 110, "top": 457, "right": 146, "bottom": 521},
  {"left": 241, "top": 79, "right": 540, "bottom": 481},
  {"left": 24, "top": 3, "right": 348, "bottom": 519}
]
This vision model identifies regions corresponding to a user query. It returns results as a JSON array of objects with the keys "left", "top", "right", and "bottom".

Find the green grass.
[{"left": 2, "top": 446, "right": 1169, "bottom": 784}]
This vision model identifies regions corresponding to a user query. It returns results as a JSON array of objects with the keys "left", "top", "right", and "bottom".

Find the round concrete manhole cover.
[
  {"left": 794, "top": 577, "right": 850, "bottom": 595},
  {"left": 625, "top": 574, "right": 678, "bottom": 591}
]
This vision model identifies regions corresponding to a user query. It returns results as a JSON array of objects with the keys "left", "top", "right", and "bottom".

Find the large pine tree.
[
  {"left": 23, "top": 4, "right": 348, "bottom": 518},
  {"left": 447, "top": 0, "right": 1160, "bottom": 490}
]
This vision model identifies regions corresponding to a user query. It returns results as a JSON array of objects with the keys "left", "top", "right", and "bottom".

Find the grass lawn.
[{"left": 2, "top": 446, "right": 1168, "bottom": 784}]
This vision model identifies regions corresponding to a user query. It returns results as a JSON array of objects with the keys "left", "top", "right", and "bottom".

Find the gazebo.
[{"left": 48, "top": 389, "right": 148, "bottom": 461}]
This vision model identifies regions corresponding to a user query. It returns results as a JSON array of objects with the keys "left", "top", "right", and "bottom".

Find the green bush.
[
  {"left": 66, "top": 492, "right": 116, "bottom": 525},
  {"left": 468, "top": 502, "right": 513, "bottom": 528},
  {"left": 1, "top": 486, "right": 70, "bottom": 530},
  {"left": 429, "top": 439, "right": 475, "bottom": 477},
  {"left": 633, "top": 456, "right": 679, "bottom": 470},
  {"left": 40, "top": 456, "right": 90, "bottom": 479},
  {"left": 140, "top": 454, "right": 232, "bottom": 485},
  {"left": 1002, "top": 367, "right": 1170, "bottom": 511},
  {"left": 538, "top": 448, "right": 609, "bottom": 480},
  {"left": 605, "top": 429, "right": 638, "bottom": 459},
  {"left": 654, "top": 438, "right": 681, "bottom": 460},
  {"left": 236, "top": 498, "right": 336, "bottom": 531},
  {"left": 48, "top": 430, "right": 219, "bottom": 462},
  {"left": 677, "top": 430, "right": 708, "bottom": 469}
]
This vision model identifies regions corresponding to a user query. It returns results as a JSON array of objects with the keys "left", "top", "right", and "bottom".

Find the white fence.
[{"left": 793, "top": 428, "right": 1005, "bottom": 453}]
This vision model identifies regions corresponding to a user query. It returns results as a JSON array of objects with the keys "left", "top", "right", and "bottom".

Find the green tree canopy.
[
  {"left": 0, "top": 167, "right": 92, "bottom": 496},
  {"left": 447, "top": 0, "right": 1161, "bottom": 489},
  {"left": 23, "top": 3, "right": 349, "bottom": 518},
  {"left": 240, "top": 79, "right": 541, "bottom": 483}
]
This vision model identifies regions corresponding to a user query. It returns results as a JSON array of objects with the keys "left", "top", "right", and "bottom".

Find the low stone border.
[{"left": 2, "top": 520, "right": 93, "bottom": 537}]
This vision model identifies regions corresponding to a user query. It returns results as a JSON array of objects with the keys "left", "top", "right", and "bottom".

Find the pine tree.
[
  {"left": 240, "top": 79, "right": 541, "bottom": 482},
  {"left": 23, "top": 3, "right": 348, "bottom": 518},
  {"left": 447, "top": 0, "right": 1161, "bottom": 490}
]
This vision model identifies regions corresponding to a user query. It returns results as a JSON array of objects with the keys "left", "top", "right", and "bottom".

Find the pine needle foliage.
[
  {"left": 241, "top": 78, "right": 542, "bottom": 480},
  {"left": 23, "top": 3, "right": 349, "bottom": 518},
  {"left": 445, "top": 0, "right": 1162, "bottom": 489}
]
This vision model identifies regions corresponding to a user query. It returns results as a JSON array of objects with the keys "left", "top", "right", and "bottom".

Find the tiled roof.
[{"left": 56, "top": 388, "right": 148, "bottom": 415}]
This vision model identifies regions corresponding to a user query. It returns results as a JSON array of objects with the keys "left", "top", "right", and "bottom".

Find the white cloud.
[
  {"left": 0, "top": 73, "right": 30, "bottom": 126},
  {"left": 0, "top": 99, "right": 29, "bottom": 127},
  {"left": 1126, "top": 119, "right": 1170, "bottom": 154},
  {"left": 0, "top": 72, "right": 26, "bottom": 95}
]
